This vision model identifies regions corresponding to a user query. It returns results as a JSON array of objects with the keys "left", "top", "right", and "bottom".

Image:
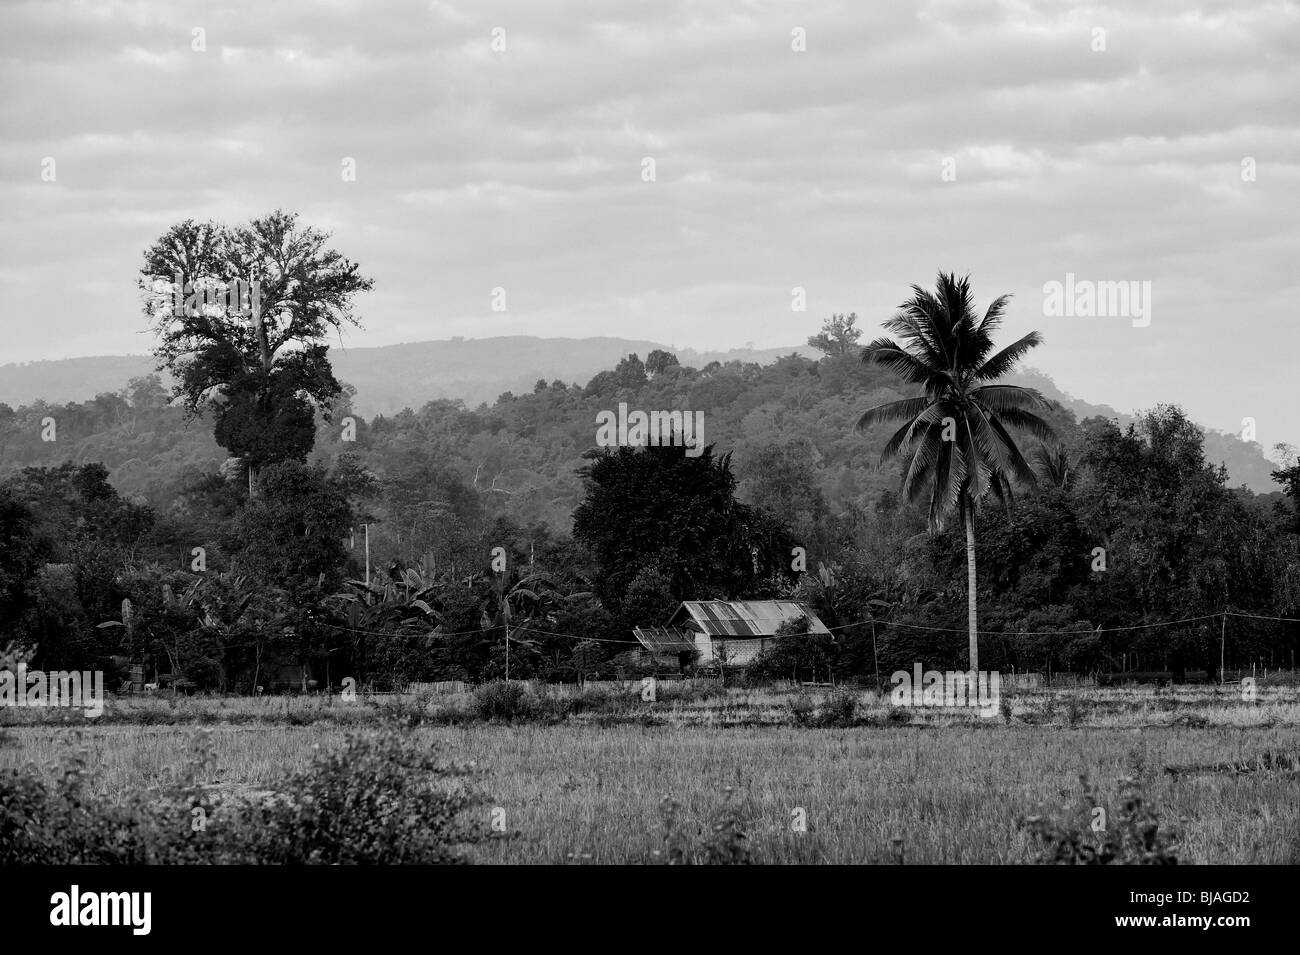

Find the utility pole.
[
  {"left": 364, "top": 523, "right": 371, "bottom": 587},
  {"left": 1220, "top": 612, "right": 1226, "bottom": 684},
  {"left": 870, "top": 618, "right": 880, "bottom": 694}
]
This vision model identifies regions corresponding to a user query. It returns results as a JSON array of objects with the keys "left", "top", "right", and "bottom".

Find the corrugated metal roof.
[
  {"left": 632, "top": 627, "right": 698, "bottom": 654},
  {"left": 668, "top": 601, "right": 830, "bottom": 637}
]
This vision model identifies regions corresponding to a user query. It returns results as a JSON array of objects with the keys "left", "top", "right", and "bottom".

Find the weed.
[
  {"left": 815, "top": 689, "right": 859, "bottom": 728},
  {"left": 1019, "top": 772, "right": 1178, "bottom": 865},
  {"left": 655, "top": 787, "right": 752, "bottom": 865},
  {"left": 0, "top": 723, "right": 479, "bottom": 864},
  {"left": 787, "top": 692, "right": 815, "bottom": 726},
  {"left": 472, "top": 682, "right": 534, "bottom": 722}
]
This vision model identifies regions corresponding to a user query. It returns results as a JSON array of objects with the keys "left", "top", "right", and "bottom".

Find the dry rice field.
[{"left": 3, "top": 683, "right": 1298, "bottom": 864}]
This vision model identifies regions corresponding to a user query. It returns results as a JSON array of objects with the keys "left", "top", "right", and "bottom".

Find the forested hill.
[
  {"left": 0, "top": 338, "right": 813, "bottom": 416},
  {"left": 0, "top": 348, "right": 1283, "bottom": 537},
  {"left": 0, "top": 338, "right": 1281, "bottom": 496}
]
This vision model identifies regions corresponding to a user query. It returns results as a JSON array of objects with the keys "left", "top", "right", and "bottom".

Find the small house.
[{"left": 633, "top": 600, "right": 831, "bottom": 669}]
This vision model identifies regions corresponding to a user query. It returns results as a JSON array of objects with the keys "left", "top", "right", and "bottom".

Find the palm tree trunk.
[{"left": 964, "top": 498, "right": 978, "bottom": 673}]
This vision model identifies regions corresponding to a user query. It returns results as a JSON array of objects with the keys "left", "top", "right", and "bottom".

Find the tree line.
[{"left": 1, "top": 214, "right": 1297, "bottom": 689}]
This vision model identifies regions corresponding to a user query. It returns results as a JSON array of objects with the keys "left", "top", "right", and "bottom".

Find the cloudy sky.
[{"left": 1, "top": 0, "right": 1297, "bottom": 448}]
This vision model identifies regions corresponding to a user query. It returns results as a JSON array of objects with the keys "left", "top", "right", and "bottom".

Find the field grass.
[{"left": 3, "top": 683, "right": 1298, "bottom": 864}]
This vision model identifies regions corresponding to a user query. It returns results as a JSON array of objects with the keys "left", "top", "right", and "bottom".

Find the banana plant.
[{"left": 330, "top": 565, "right": 442, "bottom": 632}]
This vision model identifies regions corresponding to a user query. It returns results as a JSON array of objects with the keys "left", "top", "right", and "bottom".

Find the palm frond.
[
  {"left": 860, "top": 340, "right": 935, "bottom": 385},
  {"left": 974, "top": 331, "right": 1044, "bottom": 381},
  {"left": 956, "top": 413, "right": 995, "bottom": 503},
  {"left": 969, "top": 384, "right": 1049, "bottom": 412},
  {"left": 856, "top": 395, "right": 931, "bottom": 431},
  {"left": 1032, "top": 444, "right": 1074, "bottom": 488},
  {"left": 925, "top": 433, "right": 966, "bottom": 530},
  {"left": 980, "top": 409, "right": 1040, "bottom": 487},
  {"left": 976, "top": 294, "right": 1012, "bottom": 336},
  {"left": 989, "top": 406, "right": 1058, "bottom": 444},
  {"left": 885, "top": 303, "right": 949, "bottom": 368},
  {"left": 898, "top": 423, "right": 943, "bottom": 504},
  {"left": 880, "top": 402, "right": 948, "bottom": 461}
]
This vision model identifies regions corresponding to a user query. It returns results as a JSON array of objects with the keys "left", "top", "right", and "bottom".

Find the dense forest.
[{"left": 3, "top": 318, "right": 1298, "bottom": 690}]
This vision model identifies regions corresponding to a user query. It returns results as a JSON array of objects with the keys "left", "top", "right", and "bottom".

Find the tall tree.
[
  {"left": 856, "top": 272, "right": 1054, "bottom": 671},
  {"left": 0, "top": 485, "right": 50, "bottom": 637},
  {"left": 139, "top": 211, "right": 373, "bottom": 495},
  {"left": 573, "top": 444, "right": 795, "bottom": 621},
  {"left": 1271, "top": 446, "right": 1300, "bottom": 535},
  {"left": 807, "top": 312, "right": 862, "bottom": 357},
  {"left": 645, "top": 349, "right": 681, "bottom": 377}
]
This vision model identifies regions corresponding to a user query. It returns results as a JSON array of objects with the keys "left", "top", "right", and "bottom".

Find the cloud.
[{"left": 0, "top": 0, "right": 1296, "bottom": 447}]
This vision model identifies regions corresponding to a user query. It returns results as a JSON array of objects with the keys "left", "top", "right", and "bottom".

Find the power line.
[
  {"left": 315, "top": 608, "right": 1299, "bottom": 643},
  {"left": 1226, "top": 609, "right": 1300, "bottom": 624},
  {"left": 156, "top": 607, "right": 1299, "bottom": 652},
  {"left": 828, "top": 610, "right": 1229, "bottom": 637}
]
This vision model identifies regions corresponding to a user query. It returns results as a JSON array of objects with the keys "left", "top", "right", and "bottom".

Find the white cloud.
[{"left": 0, "top": 0, "right": 1295, "bottom": 443}]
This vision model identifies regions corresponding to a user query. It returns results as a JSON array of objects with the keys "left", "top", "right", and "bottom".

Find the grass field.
[{"left": 3, "top": 683, "right": 1298, "bottom": 864}]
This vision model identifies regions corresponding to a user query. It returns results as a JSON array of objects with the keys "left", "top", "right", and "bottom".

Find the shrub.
[
  {"left": 881, "top": 706, "right": 911, "bottom": 726},
  {"left": 1019, "top": 773, "right": 1178, "bottom": 865},
  {"left": 656, "top": 788, "right": 752, "bottom": 865},
  {"left": 472, "top": 681, "right": 534, "bottom": 722},
  {"left": 232, "top": 723, "right": 478, "bottom": 864},
  {"left": 815, "top": 689, "right": 859, "bottom": 727},
  {"left": 0, "top": 723, "right": 479, "bottom": 864},
  {"left": 787, "top": 692, "right": 815, "bottom": 726},
  {"left": 571, "top": 686, "right": 612, "bottom": 712}
]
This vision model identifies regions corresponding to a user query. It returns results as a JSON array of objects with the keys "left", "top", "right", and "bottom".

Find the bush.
[
  {"left": 656, "top": 788, "right": 752, "bottom": 865},
  {"left": 881, "top": 706, "right": 912, "bottom": 726},
  {"left": 787, "top": 692, "right": 815, "bottom": 726},
  {"left": 233, "top": 724, "right": 477, "bottom": 864},
  {"left": 815, "top": 689, "right": 859, "bottom": 727},
  {"left": 1019, "top": 773, "right": 1178, "bottom": 865},
  {"left": 472, "top": 681, "right": 534, "bottom": 722},
  {"left": 0, "top": 724, "right": 479, "bottom": 864},
  {"left": 571, "top": 686, "right": 612, "bottom": 711}
]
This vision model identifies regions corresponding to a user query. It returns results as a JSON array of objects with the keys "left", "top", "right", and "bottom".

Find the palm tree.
[
  {"left": 857, "top": 272, "right": 1055, "bottom": 672},
  {"left": 1032, "top": 444, "right": 1075, "bottom": 490}
]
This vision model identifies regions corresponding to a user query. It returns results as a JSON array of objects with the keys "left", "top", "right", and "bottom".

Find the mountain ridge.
[{"left": 0, "top": 336, "right": 1280, "bottom": 493}]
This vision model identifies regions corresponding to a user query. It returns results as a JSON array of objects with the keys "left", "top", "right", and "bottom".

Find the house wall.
[{"left": 698, "top": 635, "right": 770, "bottom": 665}]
